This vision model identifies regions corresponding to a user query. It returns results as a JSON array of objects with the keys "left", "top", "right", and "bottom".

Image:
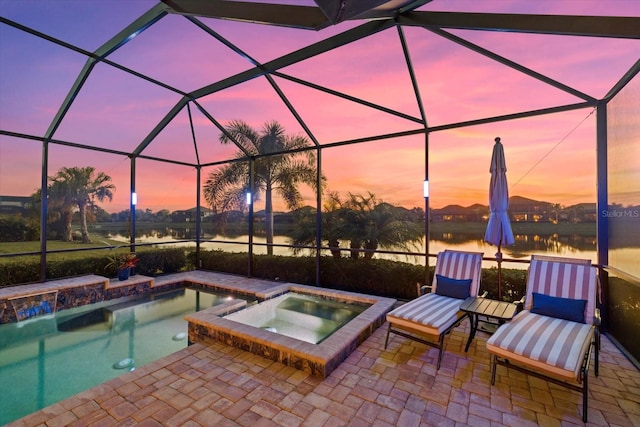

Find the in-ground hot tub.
[
  {"left": 186, "top": 284, "right": 396, "bottom": 377},
  {"left": 227, "top": 292, "right": 368, "bottom": 344}
]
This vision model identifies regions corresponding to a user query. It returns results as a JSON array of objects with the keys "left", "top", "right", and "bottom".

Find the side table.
[{"left": 460, "top": 296, "right": 518, "bottom": 352}]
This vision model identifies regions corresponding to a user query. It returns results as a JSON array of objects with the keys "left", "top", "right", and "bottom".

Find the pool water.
[
  {"left": 0, "top": 287, "right": 252, "bottom": 425},
  {"left": 225, "top": 292, "right": 369, "bottom": 344}
]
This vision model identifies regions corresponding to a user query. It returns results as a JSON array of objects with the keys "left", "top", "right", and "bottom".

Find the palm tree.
[
  {"left": 290, "top": 190, "right": 344, "bottom": 259},
  {"left": 291, "top": 191, "right": 424, "bottom": 260},
  {"left": 342, "top": 192, "right": 423, "bottom": 260},
  {"left": 48, "top": 166, "right": 115, "bottom": 243},
  {"left": 203, "top": 120, "right": 322, "bottom": 255}
]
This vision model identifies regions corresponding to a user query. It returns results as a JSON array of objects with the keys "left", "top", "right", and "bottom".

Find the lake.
[{"left": 103, "top": 229, "right": 607, "bottom": 271}]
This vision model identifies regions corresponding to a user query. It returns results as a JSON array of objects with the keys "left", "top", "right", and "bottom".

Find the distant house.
[
  {"left": 0, "top": 195, "right": 31, "bottom": 215},
  {"left": 509, "top": 196, "right": 553, "bottom": 222},
  {"left": 431, "top": 204, "right": 486, "bottom": 222},
  {"left": 564, "top": 203, "right": 597, "bottom": 223},
  {"left": 429, "top": 196, "right": 592, "bottom": 224},
  {"left": 171, "top": 206, "right": 213, "bottom": 223}
]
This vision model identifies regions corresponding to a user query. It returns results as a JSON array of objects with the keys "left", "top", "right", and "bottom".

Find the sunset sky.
[{"left": 1, "top": 0, "right": 638, "bottom": 213}]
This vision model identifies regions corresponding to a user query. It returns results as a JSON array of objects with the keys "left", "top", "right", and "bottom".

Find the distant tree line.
[
  {"left": 0, "top": 121, "right": 609, "bottom": 252},
  {"left": 0, "top": 122, "right": 424, "bottom": 259}
]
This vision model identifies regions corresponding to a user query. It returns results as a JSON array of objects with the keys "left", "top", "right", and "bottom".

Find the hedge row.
[
  {"left": 2, "top": 249, "right": 527, "bottom": 302},
  {"left": 0, "top": 216, "right": 39, "bottom": 242},
  {"left": 0, "top": 248, "right": 188, "bottom": 287},
  {"left": 195, "top": 250, "right": 527, "bottom": 302}
]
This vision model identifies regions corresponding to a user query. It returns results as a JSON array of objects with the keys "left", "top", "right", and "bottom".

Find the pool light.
[
  {"left": 172, "top": 332, "right": 187, "bottom": 341},
  {"left": 113, "top": 358, "right": 134, "bottom": 370}
]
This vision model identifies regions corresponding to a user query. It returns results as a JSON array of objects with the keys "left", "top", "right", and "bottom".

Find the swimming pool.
[{"left": 0, "top": 287, "right": 254, "bottom": 425}]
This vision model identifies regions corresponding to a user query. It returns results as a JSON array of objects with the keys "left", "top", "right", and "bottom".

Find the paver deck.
[{"left": 8, "top": 317, "right": 639, "bottom": 426}]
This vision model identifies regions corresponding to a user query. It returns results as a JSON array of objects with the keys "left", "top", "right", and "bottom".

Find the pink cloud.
[{"left": 2, "top": 1, "right": 637, "bottom": 215}]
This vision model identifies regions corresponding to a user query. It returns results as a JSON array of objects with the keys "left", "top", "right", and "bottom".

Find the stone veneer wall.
[
  {"left": 0, "top": 275, "right": 168, "bottom": 324},
  {"left": 0, "top": 271, "right": 267, "bottom": 324}
]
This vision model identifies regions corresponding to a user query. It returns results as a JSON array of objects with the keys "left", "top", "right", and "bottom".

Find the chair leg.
[
  {"left": 490, "top": 354, "right": 497, "bottom": 385},
  {"left": 582, "top": 366, "right": 588, "bottom": 422},
  {"left": 384, "top": 324, "right": 391, "bottom": 349},
  {"left": 594, "top": 331, "right": 600, "bottom": 377},
  {"left": 464, "top": 313, "right": 476, "bottom": 353},
  {"left": 436, "top": 334, "right": 445, "bottom": 370}
]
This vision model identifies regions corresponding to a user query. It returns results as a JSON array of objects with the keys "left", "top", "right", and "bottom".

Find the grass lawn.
[{"left": 0, "top": 238, "right": 133, "bottom": 262}]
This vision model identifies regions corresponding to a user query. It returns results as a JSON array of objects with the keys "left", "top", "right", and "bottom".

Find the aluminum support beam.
[
  {"left": 163, "top": 0, "right": 331, "bottom": 30},
  {"left": 399, "top": 11, "right": 640, "bottom": 39}
]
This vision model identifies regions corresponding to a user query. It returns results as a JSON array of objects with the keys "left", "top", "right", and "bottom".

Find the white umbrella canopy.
[{"left": 484, "top": 137, "right": 515, "bottom": 300}]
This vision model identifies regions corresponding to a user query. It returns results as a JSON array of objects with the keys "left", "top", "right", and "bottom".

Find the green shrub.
[
  {"left": 0, "top": 248, "right": 191, "bottom": 288},
  {"left": 480, "top": 267, "right": 527, "bottom": 302},
  {"left": 194, "top": 250, "right": 528, "bottom": 301},
  {"left": 0, "top": 259, "right": 40, "bottom": 286},
  {"left": 252, "top": 255, "right": 317, "bottom": 284},
  {"left": 136, "top": 248, "right": 188, "bottom": 275},
  {"left": 2, "top": 248, "right": 528, "bottom": 302},
  {"left": 192, "top": 250, "right": 249, "bottom": 276},
  {"left": 0, "top": 216, "right": 39, "bottom": 242},
  {"left": 318, "top": 257, "right": 427, "bottom": 300}
]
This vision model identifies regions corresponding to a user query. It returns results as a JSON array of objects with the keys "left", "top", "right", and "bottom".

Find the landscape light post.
[
  {"left": 424, "top": 131, "right": 430, "bottom": 289},
  {"left": 247, "top": 159, "right": 254, "bottom": 277},
  {"left": 130, "top": 157, "right": 136, "bottom": 254}
]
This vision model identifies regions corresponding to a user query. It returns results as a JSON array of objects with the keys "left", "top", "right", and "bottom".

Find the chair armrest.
[
  {"left": 514, "top": 296, "right": 526, "bottom": 313},
  {"left": 417, "top": 282, "right": 433, "bottom": 296},
  {"left": 593, "top": 308, "right": 601, "bottom": 350},
  {"left": 594, "top": 308, "right": 601, "bottom": 327}
]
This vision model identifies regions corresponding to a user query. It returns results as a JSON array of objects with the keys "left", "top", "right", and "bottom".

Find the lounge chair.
[
  {"left": 385, "top": 250, "right": 484, "bottom": 370},
  {"left": 486, "top": 255, "right": 600, "bottom": 422}
]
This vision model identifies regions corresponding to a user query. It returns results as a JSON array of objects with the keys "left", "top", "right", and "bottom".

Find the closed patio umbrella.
[{"left": 484, "top": 137, "right": 515, "bottom": 300}]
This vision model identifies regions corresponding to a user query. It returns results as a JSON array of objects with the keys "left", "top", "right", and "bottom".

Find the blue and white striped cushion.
[
  {"left": 386, "top": 293, "right": 464, "bottom": 335},
  {"left": 525, "top": 259, "right": 598, "bottom": 323},
  {"left": 486, "top": 311, "right": 594, "bottom": 380},
  {"left": 434, "top": 250, "right": 483, "bottom": 297}
]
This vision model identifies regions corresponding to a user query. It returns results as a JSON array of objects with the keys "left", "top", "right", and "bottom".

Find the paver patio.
[{"left": 8, "top": 316, "right": 639, "bottom": 427}]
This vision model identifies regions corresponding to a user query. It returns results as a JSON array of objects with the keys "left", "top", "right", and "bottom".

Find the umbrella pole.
[{"left": 496, "top": 241, "right": 502, "bottom": 301}]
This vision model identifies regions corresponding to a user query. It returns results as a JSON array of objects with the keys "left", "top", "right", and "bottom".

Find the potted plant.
[{"left": 106, "top": 253, "right": 140, "bottom": 281}]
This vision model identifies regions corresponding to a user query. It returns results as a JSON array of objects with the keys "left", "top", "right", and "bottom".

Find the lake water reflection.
[{"left": 105, "top": 228, "right": 607, "bottom": 271}]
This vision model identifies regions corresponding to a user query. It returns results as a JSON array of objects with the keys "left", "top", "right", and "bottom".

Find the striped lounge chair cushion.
[
  {"left": 486, "top": 310, "right": 594, "bottom": 381},
  {"left": 386, "top": 293, "right": 465, "bottom": 336},
  {"left": 525, "top": 258, "right": 598, "bottom": 322},
  {"left": 434, "top": 250, "right": 483, "bottom": 296}
]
